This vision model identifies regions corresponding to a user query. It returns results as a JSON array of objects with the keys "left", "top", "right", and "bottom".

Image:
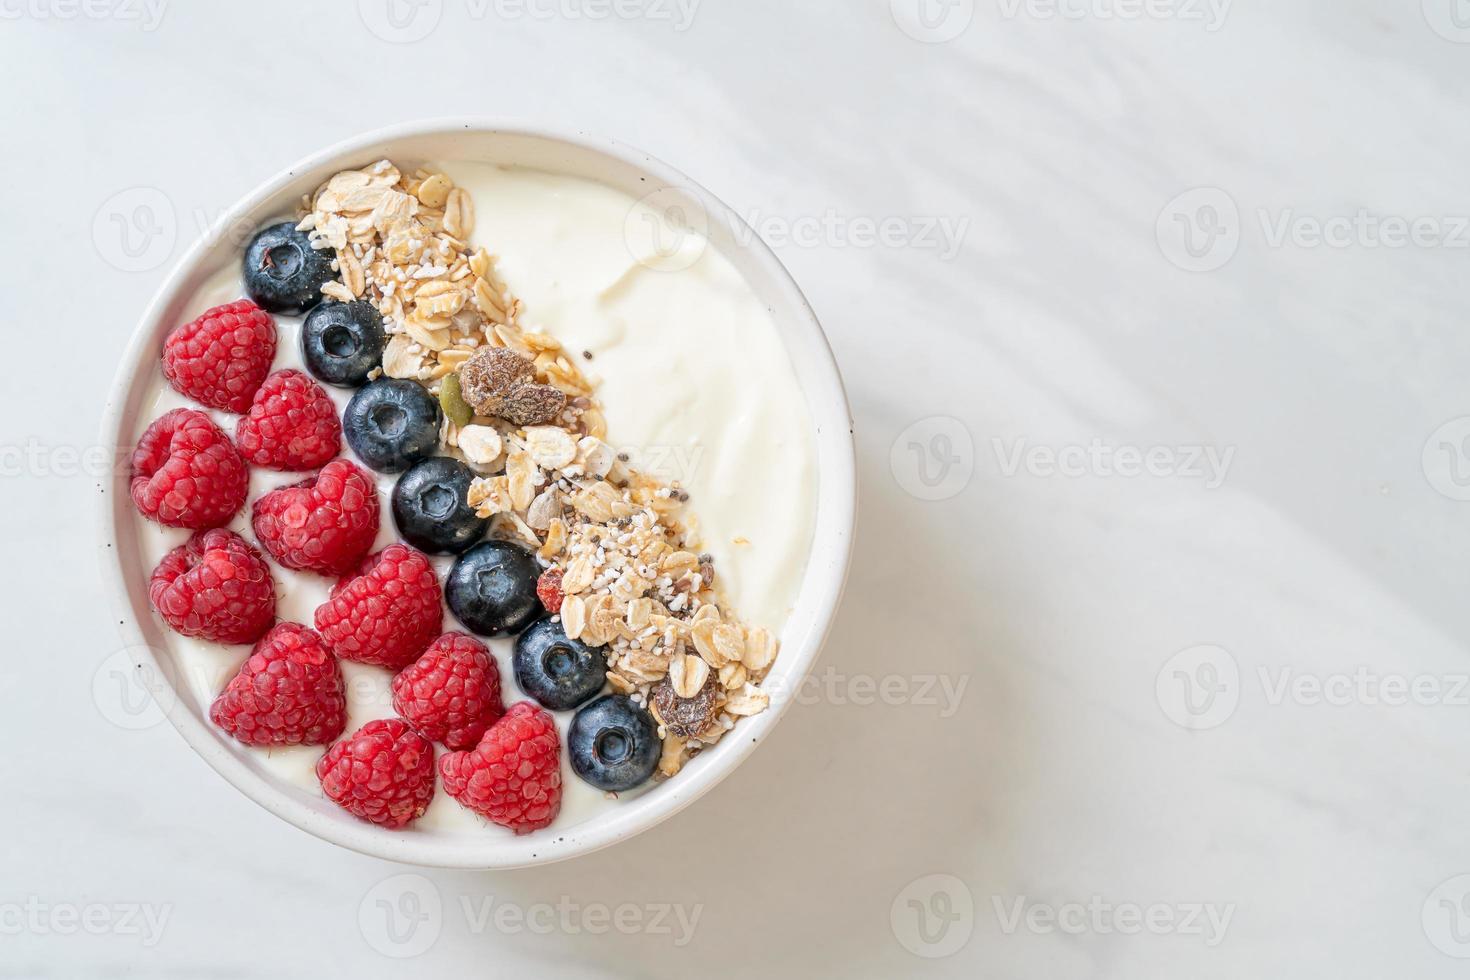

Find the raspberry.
[
  {"left": 439, "top": 701, "right": 561, "bottom": 834},
  {"left": 131, "top": 408, "right": 249, "bottom": 529},
  {"left": 235, "top": 369, "right": 341, "bottom": 471},
  {"left": 252, "top": 458, "right": 380, "bottom": 575},
  {"left": 392, "top": 632, "right": 503, "bottom": 750},
  {"left": 162, "top": 299, "right": 276, "bottom": 414},
  {"left": 149, "top": 529, "right": 276, "bottom": 644},
  {"left": 536, "top": 567, "right": 564, "bottom": 614},
  {"left": 209, "top": 622, "right": 346, "bottom": 746},
  {"left": 314, "top": 544, "right": 442, "bottom": 669},
  {"left": 316, "top": 718, "right": 436, "bottom": 829}
]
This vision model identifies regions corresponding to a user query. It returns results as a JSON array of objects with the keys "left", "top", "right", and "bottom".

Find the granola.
[
  {"left": 296, "top": 161, "right": 599, "bottom": 430},
  {"left": 301, "top": 160, "right": 778, "bottom": 780},
  {"left": 466, "top": 435, "right": 777, "bottom": 776}
]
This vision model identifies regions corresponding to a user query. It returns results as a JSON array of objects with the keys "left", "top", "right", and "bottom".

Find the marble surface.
[{"left": 6, "top": 0, "right": 1470, "bottom": 975}]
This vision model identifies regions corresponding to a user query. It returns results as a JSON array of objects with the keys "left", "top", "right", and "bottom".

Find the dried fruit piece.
[
  {"left": 459, "top": 346, "right": 532, "bottom": 414},
  {"left": 651, "top": 670, "right": 722, "bottom": 738},
  {"left": 458, "top": 346, "right": 566, "bottom": 426},
  {"left": 536, "top": 567, "right": 564, "bottom": 614},
  {"left": 500, "top": 382, "right": 565, "bottom": 426}
]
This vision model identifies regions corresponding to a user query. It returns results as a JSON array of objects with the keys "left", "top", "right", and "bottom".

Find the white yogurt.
[{"left": 131, "top": 163, "right": 816, "bottom": 836}]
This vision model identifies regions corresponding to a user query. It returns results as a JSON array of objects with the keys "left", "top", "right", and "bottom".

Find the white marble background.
[{"left": 5, "top": 0, "right": 1470, "bottom": 975}]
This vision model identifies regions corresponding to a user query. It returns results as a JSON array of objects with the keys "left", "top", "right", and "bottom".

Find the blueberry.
[
  {"left": 392, "top": 457, "right": 488, "bottom": 555},
  {"left": 568, "top": 695, "right": 660, "bottom": 792},
  {"left": 446, "top": 540, "right": 542, "bottom": 637},
  {"left": 514, "top": 617, "right": 607, "bottom": 711},
  {"left": 343, "top": 379, "right": 441, "bottom": 473},
  {"left": 243, "top": 222, "right": 337, "bottom": 315},
  {"left": 302, "top": 301, "right": 385, "bottom": 388}
]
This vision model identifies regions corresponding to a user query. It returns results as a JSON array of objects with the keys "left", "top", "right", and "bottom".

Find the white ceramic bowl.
[{"left": 97, "top": 120, "right": 855, "bottom": 868}]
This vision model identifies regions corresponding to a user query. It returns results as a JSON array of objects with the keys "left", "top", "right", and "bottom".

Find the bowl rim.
[{"left": 96, "top": 118, "right": 856, "bottom": 869}]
